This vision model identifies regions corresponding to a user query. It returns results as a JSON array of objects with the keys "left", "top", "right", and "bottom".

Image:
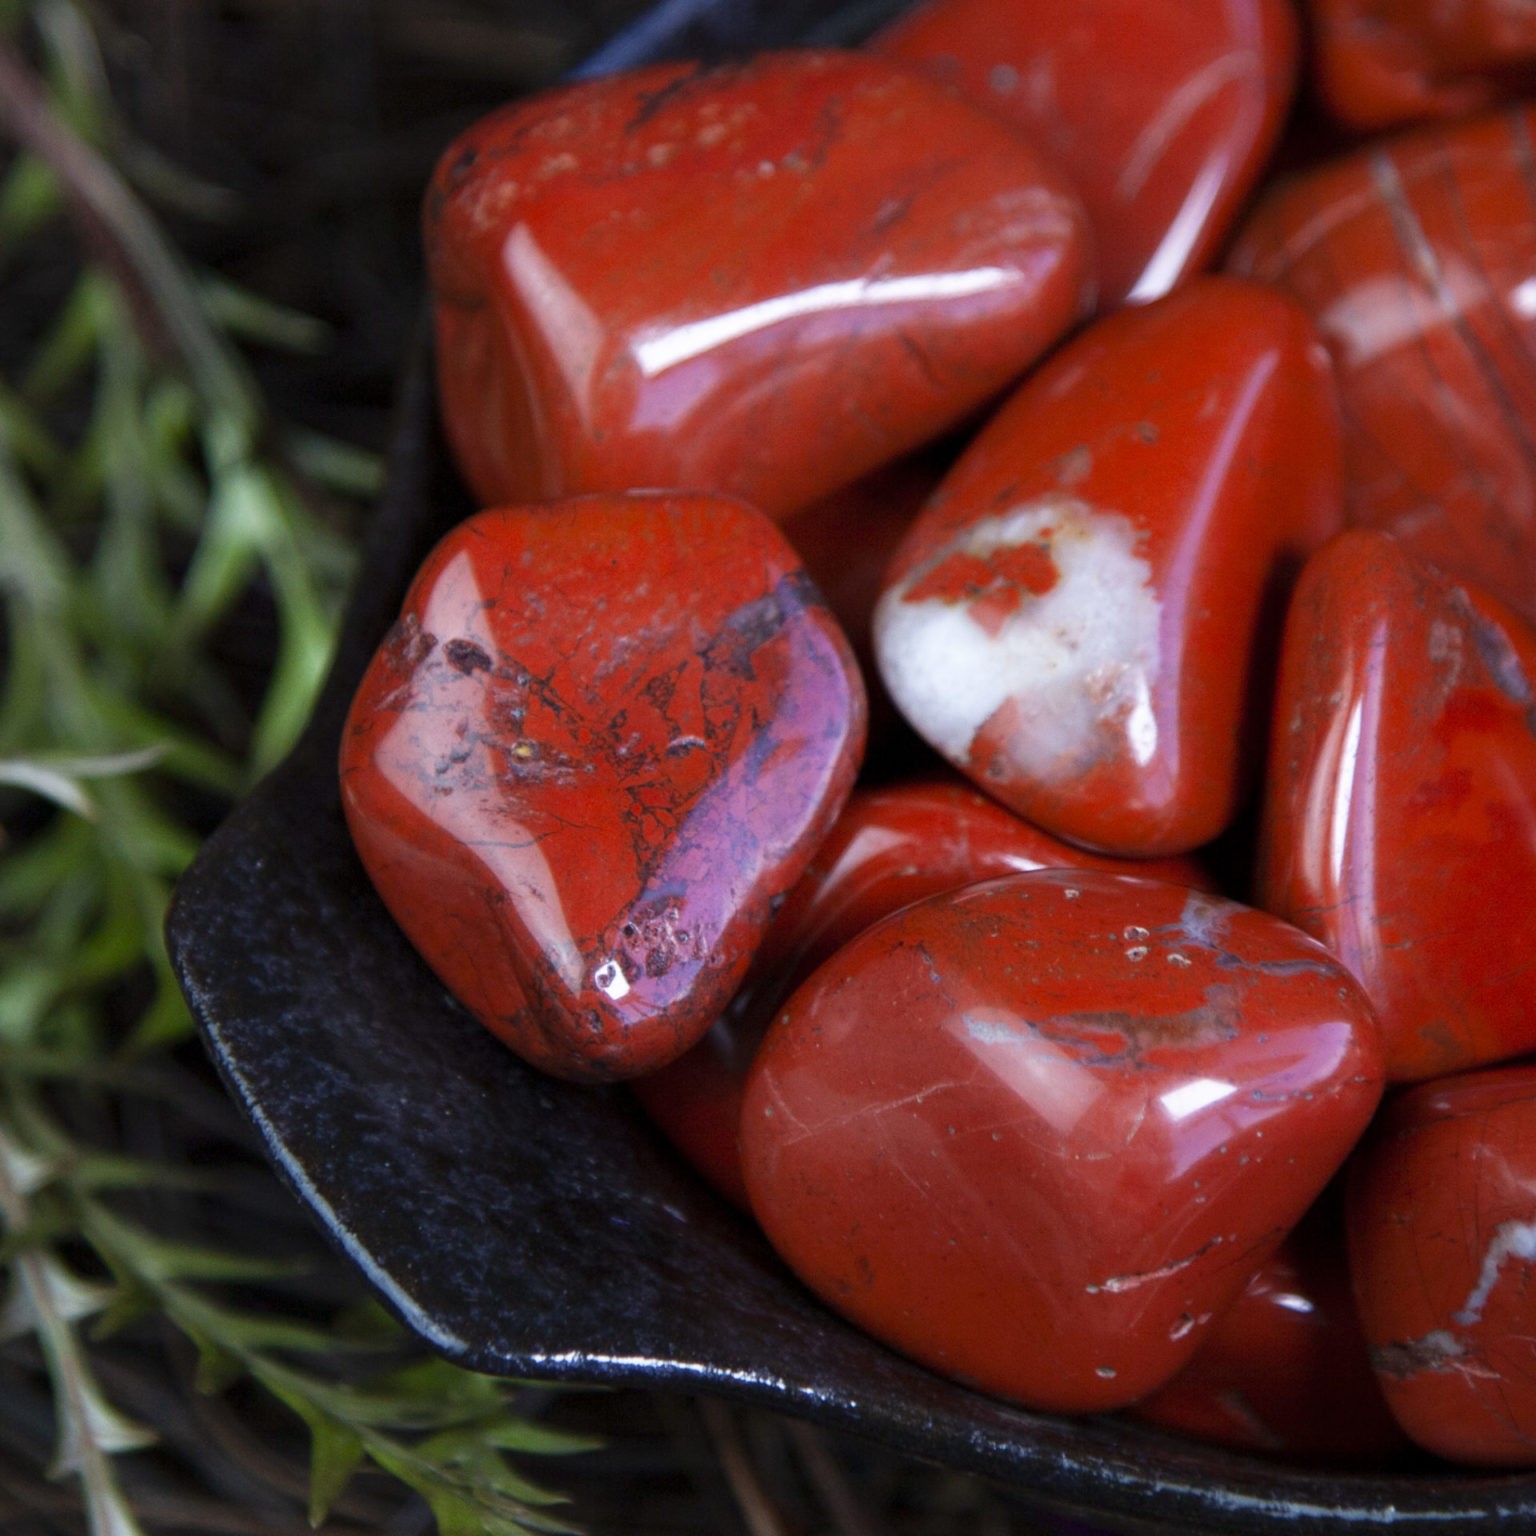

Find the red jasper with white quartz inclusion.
[
  {"left": 1349, "top": 1065, "right": 1536, "bottom": 1466},
  {"left": 1229, "top": 108, "right": 1536, "bottom": 633},
  {"left": 873, "top": 277, "right": 1341, "bottom": 856},
  {"left": 740, "top": 870, "right": 1384, "bottom": 1413},
  {"left": 1134, "top": 1192, "right": 1408, "bottom": 1462}
]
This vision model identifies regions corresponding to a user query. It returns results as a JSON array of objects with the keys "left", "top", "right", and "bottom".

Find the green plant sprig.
[{"left": 0, "top": 6, "right": 596, "bottom": 1531}]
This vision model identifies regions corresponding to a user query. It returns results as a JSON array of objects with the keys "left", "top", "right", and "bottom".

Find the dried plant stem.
[
  {"left": 697, "top": 1399, "right": 791, "bottom": 1536},
  {"left": 0, "top": 34, "right": 257, "bottom": 456},
  {"left": 786, "top": 1419, "right": 884, "bottom": 1536}
]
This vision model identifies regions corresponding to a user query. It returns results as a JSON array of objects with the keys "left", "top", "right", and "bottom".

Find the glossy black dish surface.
[{"left": 164, "top": 7, "right": 1536, "bottom": 1530}]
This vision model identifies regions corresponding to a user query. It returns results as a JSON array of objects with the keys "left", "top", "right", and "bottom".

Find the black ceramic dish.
[{"left": 166, "top": 6, "right": 1536, "bottom": 1531}]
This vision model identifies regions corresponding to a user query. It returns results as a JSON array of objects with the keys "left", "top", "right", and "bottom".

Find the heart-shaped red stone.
[
  {"left": 425, "top": 50, "right": 1092, "bottom": 521},
  {"left": 1310, "top": 0, "right": 1536, "bottom": 129},
  {"left": 339, "top": 492, "right": 865, "bottom": 1082},
  {"left": 1133, "top": 1189, "right": 1408, "bottom": 1462},
  {"left": 1229, "top": 108, "right": 1536, "bottom": 630},
  {"left": 872, "top": 0, "right": 1297, "bottom": 305},
  {"left": 740, "top": 870, "right": 1383, "bottom": 1413},
  {"left": 632, "top": 777, "right": 1213, "bottom": 1205},
  {"left": 1258, "top": 528, "right": 1536, "bottom": 1083},
  {"left": 873, "top": 276, "right": 1342, "bottom": 856},
  {"left": 1349, "top": 1065, "right": 1536, "bottom": 1466}
]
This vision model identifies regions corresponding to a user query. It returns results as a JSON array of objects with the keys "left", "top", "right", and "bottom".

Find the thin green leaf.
[
  {"left": 9, "top": 745, "right": 166, "bottom": 780},
  {"left": 307, "top": 1416, "right": 367, "bottom": 1528},
  {"left": 0, "top": 759, "right": 96, "bottom": 816},
  {"left": 0, "top": 819, "right": 92, "bottom": 916},
  {"left": 0, "top": 1251, "right": 115, "bottom": 1337},
  {"left": 88, "top": 1283, "right": 157, "bottom": 1340},
  {"left": 465, "top": 1419, "right": 601, "bottom": 1457},
  {"left": 259, "top": 1378, "right": 357, "bottom": 1508},
  {"left": 131, "top": 1236, "right": 307, "bottom": 1285},
  {"left": 0, "top": 1127, "right": 155, "bottom": 1536},
  {"left": 0, "top": 150, "right": 59, "bottom": 246},
  {"left": 199, "top": 275, "right": 329, "bottom": 353},
  {"left": 0, "top": 963, "right": 69, "bottom": 1044},
  {"left": 0, "top": 1122, "right": 61, "bottom": 1198},
  {"left": 0, "top": 439, "right": 72, "bottom": 613},
  {"left": 413, "top": 1427, "right": 576, "bottom": 1506},
  {"left": 77, "top": 1473, "right": 147, "bottom": 1536},
  {"left": 281, "top": 427, "right": 384, "bottom": 498},
  {"left": 366, "top": 1357, "right": 511, "bottom": 1415},
  {"left": 172, "top": 459, "right": 268, "bottom": 640},
  {"left": 197, "top": 1309, "right": 386, "bottom": 1360},
  {"left": 0, "top": 1206, "right": 84, "bottom": 1265},
  {"left": 77, "top": 689, "right": 242, "bottom": 796},
  {"left": 252, "top": 1372, "right": 504, "bottom": 1433},
  {"left": 0, "top": 746, "right": 167, "bottom": 820},
  {"left": 86, "top": 1206, "right": 305, "bottom": 1285},
  {"left": 89, "top": 342, "right": 176, "bottom": 654},
  {"left": 0, "top": 375, "right": 63, "bottom": 471},
  {"left": 66, "top": 1152, "right": 221, "bottom": 1195},
  {"left": 190, "top": 1334, "right": 245, "bottom": 1395},
  {"left": 365, "top": 1441, "right": 580, "bottom": 1536},
  {"left": 87, "top": 775, "right": 200, "bottom": 875},
  {"left": 22, "top": 267, "right": 105, "bottom": 400},
  {"left": 49, "top": 1363, "right": 158, "bottom": 1471}
]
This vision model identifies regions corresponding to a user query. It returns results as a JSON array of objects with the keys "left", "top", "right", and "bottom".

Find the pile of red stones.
[{"left": 339, "top": 0, "right": 1536, "bottom": 1469}]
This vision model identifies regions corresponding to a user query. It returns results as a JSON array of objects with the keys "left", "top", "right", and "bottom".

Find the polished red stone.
[
  {"left": 1310, "top": 0, "right": 1536, "bottom": 129},
  {"left": 873, "top": 277, "right": 1342, "bottom": 857},
  {"left": 339, "top": 492, "right": 865, "bottom": 1083},
  {"left": 1258, "top": 529, "right": 1536, "bottom": 1083},
  {"left": 1349, "top": 1065, "right": 1536, "bottom": 1465},
  {"left": 871, "top": 0, "right": 1296, "bottom": 306},
  {"left": 740, "top": 871, "right": 1384, "bottom": 1413},
  {"left": 1133, "top": 1192, "right": 1408, "bottom": 1462},
  {"left": 1230, "top": 108, "right": 1536, "bottom": 631},
  {"left": 425, "top": 51, "right": 1092, "bottom": 521},
  {"left": 632, "top": 777, "right": 1213, "bottom": 1205}
]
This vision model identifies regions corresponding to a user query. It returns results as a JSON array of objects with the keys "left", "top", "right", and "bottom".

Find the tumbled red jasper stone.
[
  {"left": 1133, "top": 1196, "right": 1407, "bottom": 1461},
  {"left": 1349, "top": 1066, "right": 1536, "bottom": 1465},
  {"left": 741, "top": 871, "right": 1384, "bottom": 1414},
  {"left": 631, "top": 777, "right": 1212, "bottom": 1205},
  {"left": 1230, "top": 109, "right": 1536, "bottom": 630},
  {"left": 1258, "top": 529, "right": 1536, "bottom": 1083},
  {"left": 872, "top": 0, "right": 1296, "bottom": 305},
  {"left": 425, "top": 50, "right": 1092, "bottom": 521},
  {"left": 874, "top": 276, "right": 1341, "bottom": 856},
  {"left": 1309, "top": 0, "right": 1536, "bottom": 129},
  {"left": 339, "top": 492, "right": 865, "bottom": 1083}
]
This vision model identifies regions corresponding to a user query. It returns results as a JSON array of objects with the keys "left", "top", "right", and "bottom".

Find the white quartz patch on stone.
[
  {"left": 873, "top": 497, "right": 1160, "bottom": 778},
  {"left": 1455, "top": 1218, "right": 1536, "bottom": 1326}
]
